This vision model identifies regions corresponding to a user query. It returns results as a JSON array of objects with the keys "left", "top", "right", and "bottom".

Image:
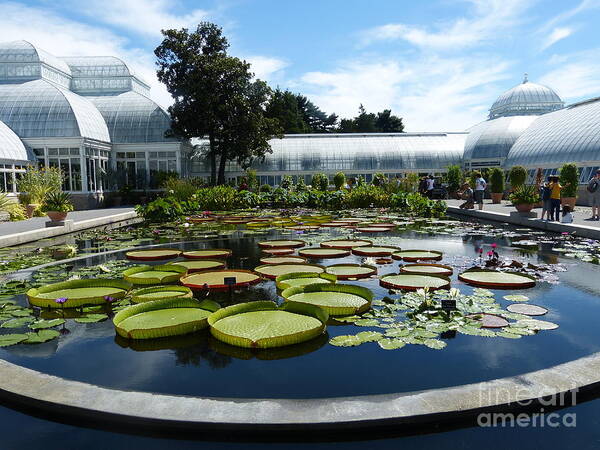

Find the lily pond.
[{"left": 0, "top": 212, "right": 600, "bottom": 399}]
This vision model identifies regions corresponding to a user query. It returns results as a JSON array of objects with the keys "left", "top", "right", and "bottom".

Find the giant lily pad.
[
  {"left": 281, "top": 283, "right": 372, "bottom": 316},
  {"left": 132, "top": 286, "right": 193, "bottom": 303},
  {"left": 320, "top": 239, "right": 372, "bottom": 249},
  {"left": 172, "top": 259, "right": 226, "bottom": 272},
  {"left": 27, "top": 279, "right": 132, "bottom": 308},
  {"left": 325, "top": 264, "right": 377, "bottom": 280},
  {"left": 517, "top": 318, "right": 558, "bottom": 330},
  {"left": 182, "top": 249, "right": 232, "bottom": 259},
  {"left": 275, "top": 272, "right": 336, "bottom": 290},
  {"left": 298, "top": 248, "right": 350, "bottom": 259},
  {"left": 208, "top": 301, "right": 328, "bottom": 349},
  {"left": 180, "top": 270, "right": 261, "bottom": 290},
  {"left": 125, "top": 248, "right": 181, "bottom": 261},
  {"left": 261, "top": 248, "right": 296, "bottom": 256},
  {"left": 355, "top": 227, "right": 393, "bottom": 233},
  {"left": 458, "top": 269, "right": 536, "bottom": 289},
  {"left": 254, "top": 263, "right": 325, "bottom": 280},
  {"left": 507, "top": 304, "right": 548, "bottom": 316},
  {"left": 392, "top": 250, "right": 443, "bottom": 261},
  {"left": 259, "top": 256, "right": 307, "bottom": 265},
  {"left": 257, "top": 240, "right": 306, "bottom": 249},
  {"left": 400, "top": 263, "right": 453, "bottom": 276},
  {"left": 352, "top": 246, "right": 400, "bottom": 257},
  {"left": 114, "top": 298, "right": 220, "bottom": 340},
  {"left": 379, "top": 273, "right": 450, "bottom": 291},
  {"left": 123, "top": 265, "right": 187, "bottom": 285}
]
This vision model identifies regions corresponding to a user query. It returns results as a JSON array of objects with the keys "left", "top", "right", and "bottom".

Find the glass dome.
[
  {"left": 506, "top": 97, "right": 600, "bottom": 167},
  {"left": 87, "top": 92, "right": 173, "bottom": 143},
  {"left": 489, "top": 75, "right": 563, "bottom": 119},
  {"left": 0, "top": 79, "right": 110, "bottom": 141},
  {"left": 0, "top": 119, "right": 31, "bottom": 164},
  {"left": 463, "top": 115, "right": 538, "bottom": 162}
]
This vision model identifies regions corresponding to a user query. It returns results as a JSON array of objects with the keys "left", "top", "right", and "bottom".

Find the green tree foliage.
[
  {"left": 489, "top": 168, "right": 505, "bottom": 194},
  {"left": 337, "top": 105, "right": 404, "bottom": 133},
  {"left": 155, "top": 22, "right": 282, "bottom": 185},
  {"left": 311, "top": 173, "right": 329, "bottom": 191},
  {"left": 280, "top": 175, "right": 294, "bottom": 190},
  {"left": 17, "top": 166, "right": 63, "bottom": 204},
  {"left": 372, "top": 172, "right": 388, "bottom": 187},
  {"left": 559, "top": 163, "right": 579, "bottom": 197},
  {"left": 509, "top": 166, "right": 527, "bottom": 189},
  {"left": 265, "top": 89, "right": 338, "bottom": 134},
  {"left": 445, "top": 165, "right": 463, "bottom": 194},
  {"left": 333, "top": 172, "right": 346, "bottom": 190}
]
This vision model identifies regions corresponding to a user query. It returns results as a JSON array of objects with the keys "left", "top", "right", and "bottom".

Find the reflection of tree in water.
[{"left": 173, "top": 341, "right": 232, "bottom": 369}]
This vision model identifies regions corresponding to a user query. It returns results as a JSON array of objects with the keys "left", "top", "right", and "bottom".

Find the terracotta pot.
[
  {"left": 47, "top": 211, "right": 68, "bottom": 222},
  {"left": 514, "top": 203, "right": 534, "bottom": 213},
  {"left": 491, "top": 193, "right": 503, "bottom": 204},
  {"left": 25, "top": 203, "right": 39, "bottom": 219},
  {"left": 561, "top": 197, "right": 576, "bottom": 211}
]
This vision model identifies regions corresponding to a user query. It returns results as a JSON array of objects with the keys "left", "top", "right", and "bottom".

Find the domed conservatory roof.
[
  {"left": 489, "top": 75, "right": 564, "bottom": 119},
  {"left": 0, "top": 119, "right": 31, "bottom": 164},
  {"left": 0, "top": 79, "right": 110, "bottom": 142}
]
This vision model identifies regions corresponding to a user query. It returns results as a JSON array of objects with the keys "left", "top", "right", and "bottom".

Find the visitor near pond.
[
  {"left": 426, "top": 175, "right": 435, "bottom": 198},
  {"left": 540, "top": 177, "right": 552, "bottom": 221},
  {"left": 548, "top": 176, "right": 565, "bottom": 222},
  {"left": 459, "top": 182, "right": 474, "bottom": 209},
  {"left": 587, "top": 169, "right": 600, "bottom": 220},
  {"left": 474, "top": 172, "right": 486, "bottom": 210},
  {"left": 561, "top": 205, "right": 574, "bottom": 223}
]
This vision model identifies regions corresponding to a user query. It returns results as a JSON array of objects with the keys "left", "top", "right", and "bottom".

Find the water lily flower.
[
  {"left": 487, "top": 251, "right": 494, "bottom": 257},
  {"left": 491, "top": 243, "right": 497, "bottom": 248},
  {"left": 478, "top": 248, "right": 484, "bottom": 254},
  {"left": 104, "top": 295, "right": 116, "bottom": 303},
  {"left": 183, "top": 223, "right": 190, "bottom": 228},
  {"left": 54, "top": 297, "right": 68, "bottom": 305},
  {"left": 562, "top": 232, "right": 569, "bottom": 235}
]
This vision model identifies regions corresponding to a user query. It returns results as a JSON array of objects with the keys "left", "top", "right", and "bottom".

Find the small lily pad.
[
  {"left": 24, "top": 329, "right": 60, "bottom": 343},
  {"left": 503, "top": 295, "right": 530, "bottom": 302},
  {"left": 329, "top": 335, "right": 363, "bottom": 347},
  {"left": 29, "top": 318, "right": 65, "bottom": 330},
  {"left": 0, "top": 333, "right": 28, "bottom": 347},
  {"left": 75, "top": 314, "right": 109, "bottom": 323},
  {"left": 378, "top": 338, "right": 406, "bottom": 350}
]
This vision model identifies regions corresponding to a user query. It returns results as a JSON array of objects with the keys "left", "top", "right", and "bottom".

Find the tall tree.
[
  {"left": 375, "top": 109, "right": 404, "bottom": 132},
  {"left": 155, "top": 22, "right": 281, "bottom": 184},
  {"left": 354, "top": 104, "right": 377, "bottom": 132},
  {"left": 296, "top": 95, "right": 338, "bottom": 132},
  {"left": 265, "top": 89, "right": 308, "bottom": 134}
]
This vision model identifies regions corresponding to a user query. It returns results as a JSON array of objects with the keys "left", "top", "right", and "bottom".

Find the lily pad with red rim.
[
  {"left": 172, "top": 259, "right": 226, "bottom": 273},
  {"left": 123, "top": 265, "right": 187, "bottom": 285},
  {"left": 125, "top": 248, "right": 182, "bottom": 261},
  {"left": 254, "top": 263, "right": 325, "bottom": 280},
  {"left": 458, "top": 269, "right": 536, "bottom": 289},
  {"left": 259, "top": 256, "right": 307, "bottom": 265},
  {"left": 281, "top": 283, "right": 373, "bottom": 316},
  {"left": 379, "top": 273, "right": 450, "bottom": 291},
  {"left": 392, "top": 250, "right": 443, "bottom": 262},
  {"left": 324, "top": 264, "right": 377, "bottom": 280},
  {"left": 352, "top": 246, "right": 400, "bottom": 257},
  {"left": 320, "top": 239, "right": 372, "bottom": 249},
  {"left": 180, "top": 270, "right": 261, "bottom": 290},
  {"left": 400, "top": 263, "right": 454, "bottom": 276},
  {"left": 27, "top": 279, "right": 132, "bottom": 308},
  {"left": 257, "top": 240, "right": 306, "bottom": 249},
  {"left": 298, "top": 248, "right": 351, "bottom": 259},
  {"left": 275, "top": 272, "right": 337, "bottom": 290},
  {"left": 182, "top": 249, "right": 232, "bottom": 260}
]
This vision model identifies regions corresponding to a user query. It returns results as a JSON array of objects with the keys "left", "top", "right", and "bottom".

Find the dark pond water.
[{"left": 1, "top": 226, "right": 600, "bottom": 400}]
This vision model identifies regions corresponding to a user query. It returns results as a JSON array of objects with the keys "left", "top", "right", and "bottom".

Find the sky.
[{"left": 3, "top": 0, "right": 600, "bottom": 131}]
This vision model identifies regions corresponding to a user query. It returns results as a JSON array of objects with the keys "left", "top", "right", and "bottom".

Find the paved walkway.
[
  {"left": 447, "top": 199, "right": 600, "bottom": 239},
  {"left": 0, "top": 207, "right": 138, "bottom": 248}
]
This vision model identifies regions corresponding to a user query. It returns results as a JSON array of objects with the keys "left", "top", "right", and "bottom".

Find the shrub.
[
  {"left": 17, "top": 166, "right": 62, "bottom": 204},
  {"left": 334, "top": 172, "right": 345, "bottom": 190},
  {"left": 372, "top": 172, "right": 388, "bottom": 187},
  {"left": 489, "top": 168, "right": 504, "bottom": 194},
  {"left": 5, "top": 202, "right": 27, "bottom": 221},
  {"left": 344, "top": 185, "right": 390, "bottom": 208},
  {"left": 559, "top": 163, "right": 579, "bottom": 198},
  {"left": 162, "top": 177, "right": 197, "bottom": 201},
  {"left": 42, "top": 191, "right": 74, "bottom": 213},
  {"left": 446, "top": 165, "right": 463, "bottom": 194},
  {"left": 260, "top": 184, "right": 272, "bottom": 193},
  {"left": 196, "top": 185, "right": 238, "bottom": 210},
  {"left": 246, "top": 169, "right": 259, "bottom": 192},
  {"left": 509, "top": 166, "right": 527, "bottom": 189},
  {"left": 135, "top": 197, "right": 184, "bottom": 222},
  {"left": 311, "top": 173, "right": 329, "bottom": 191},
  {"left": 399, "top": 173, "right": 419, "bottom": 192},
  {"left": 296, "top": 177, "right": 308, "bottom": 192},
  {"left": 509, "top": 185, "right": 540, "bottom": 205},
  {"left": 280, "top": 175, "right": 294, "bottom": 190}
]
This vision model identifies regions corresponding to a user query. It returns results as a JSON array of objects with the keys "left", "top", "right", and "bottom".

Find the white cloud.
[
  {"left": 69, "top": 0, "right": 209, "bottom": 37},
  {"left": 540, "top": 0, "right": 600, "bottom": 32},
  {"left": 298, "top": 55, "right": 512, "bottom": 131},
  {"left": 541, "top": 27, "right": 574, "bottom": 50},
  {"left": 360, "top": 0, "right": 530, "bottom": 50},
  {"left": 244, "top": 56, "right": 289, "bottom": 82},
  {"left": 540, "top": 50, "right": 600, "bottom": 100}
]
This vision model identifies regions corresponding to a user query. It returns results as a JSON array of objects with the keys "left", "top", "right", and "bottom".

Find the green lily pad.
[
  {"left": 182, "top": 249, "right": 232, "bottom": 259},
  {"left": 181, "top": 270, "right": 261, "bottom": 290},
  {"left": 254, "top": 264, "right": 324, "bottom": 280},
  {"left": 24, "top": 329, "right": 60, "bottom": 344},
  {"left": 132, "top": 286, "right": 193, "bottom": 303},
  {"left": 29, "top": 318, "right": 65, "bottom": 329},
  {"left": 172, "top": 260, "right": 226, "bottom": 272},
  {"left": 325, "top": 264, "right": 377, "bottom": 280},
  {"left": 125, "top": 248, "right": 181, "bottom": 261},
  {"left": 208, "top": 301, "right": 327, "bottom": 349},
  {"left": 379, "top": 273, "right": 450, "bottom": 291},
  {"left": 0, "top": 333, "right": 28, "bottom": 347},
  {"left": 458, "top": 269, "right": 536, "bottom": 289},
  {"left": 503, "top": 294, "right": 530, "bottom": 302},
  {"left": 74, "top": 314, "right": 109, "bottom": 323},
  {"left": 424, "top": 339, "right": 447, "bottom": 350},
  {"left": 392, "top": 250, "right": 443, "bottom": 261},
  {"left": 27, "top": 279, "right": 132, "bottom": 308},
  {"left": 378, "top": 338, "right": 406, "bottom": 350},
  {"left": 320, "top": 239, "right": 372, "bottom": 249},
  {"left": 517, "top": 318, "right": 559, "bottom": 330},
  {"left": 506, "top": 304, "right": 548, "bottom": 316},
  {"left": 298, "top": 248, "right": 350, "bottom": 258},
  {"left": 275, "top": 272, "right": 336, "bottom": 290},
  {"left": 123, "top": 265, "right": 187, "bottom": 285},
  {"left": 400, "top": 264, "right": 453, "bottom": 276},
  {"left": 1, "top": 317, "right": 34, "bottom": 328},
  {"left": 356, "top": 331, "right": 383, "bottom": 342},
  {"left": 329, "top": 335, "right": 363, "bottom": 347},
  {"left": 257, "top": 239, "right": 306, "bottom": 249},
  {"left": 282, "top": 283, "right": 372, "bottom": 316}
]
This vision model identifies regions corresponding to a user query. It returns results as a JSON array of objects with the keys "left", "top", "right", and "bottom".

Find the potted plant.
[
  {"left": 489, "top": 168, "right": 504, "bottom": 204},
  {"left": 508, "top": 165, "right": 527, "bottom": 191},
  {"left": 42, "top": 191, "right": 74, "bottom": 222},
  {"left": 559, "top": 163, "right": 579, "bottom": 211},
  {"left": 509, "top": 185, "right": 539, "bottom": 213},
  {"left": 17, "top": 167, "right": 63, "bottom": 218}
]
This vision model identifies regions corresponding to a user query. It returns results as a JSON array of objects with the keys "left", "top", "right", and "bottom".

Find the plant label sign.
[
  {"left": 224, "top": 277, "right": 237, "bottom": 286},
  {"left": 441, "top": 299, "right": 457, "bottom": 311}
]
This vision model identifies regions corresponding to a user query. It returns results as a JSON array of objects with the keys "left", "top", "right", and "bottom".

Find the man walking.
[
  {"left": 587, "top": 169, "right": 600, "bottom": 220},
  {"left": 474, "top": 172, "right": 486, "bottom": 211}
]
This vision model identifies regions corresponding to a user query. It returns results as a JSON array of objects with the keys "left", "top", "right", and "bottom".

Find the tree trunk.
[{"left": 217, "top": 149, "right": 228, "bottom": 185}]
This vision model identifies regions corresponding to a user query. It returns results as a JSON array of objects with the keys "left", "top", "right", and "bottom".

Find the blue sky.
[{"left": 3, "top": 0, "right": 600, "bottom": 130}]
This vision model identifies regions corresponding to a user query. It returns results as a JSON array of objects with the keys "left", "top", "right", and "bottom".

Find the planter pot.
[
  {"left": 25, "top": 203, "right": 39, "bottom": 219},
  {"left": 561, "top": 197, "right": 576, "bottom": 211},
  {"left": 514, "top": 203, "right": 534, "bottom": 213},
  {"left": 491, "top": 193, "right": 503, "bottom": 204},
  {"left": 47, "top": 211, "right": 68, "bottom": 222}
]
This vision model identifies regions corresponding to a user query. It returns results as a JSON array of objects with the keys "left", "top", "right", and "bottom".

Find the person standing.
[
  {"left": 548, "top": 175, "right": 563, "bottom": 221},
  {"left": 540, "top": 177, "right": 552, "bottom": 221},
  {"left": 426, "top": 175, "right": 435, "bottom": 198},
  {"left": 587, "top": 169, "right": 600, "bottom": 220},
  {"left": 473, "top": 172, "right": 486, "bottom": 211}
]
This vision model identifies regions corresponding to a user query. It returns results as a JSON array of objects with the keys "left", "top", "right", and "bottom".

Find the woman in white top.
[
  {"left": 473, "top": 172, "right": 487, "bottom": 211},
  {"left": 561, "top": 205, "right": 573, "bottom": 223}
]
